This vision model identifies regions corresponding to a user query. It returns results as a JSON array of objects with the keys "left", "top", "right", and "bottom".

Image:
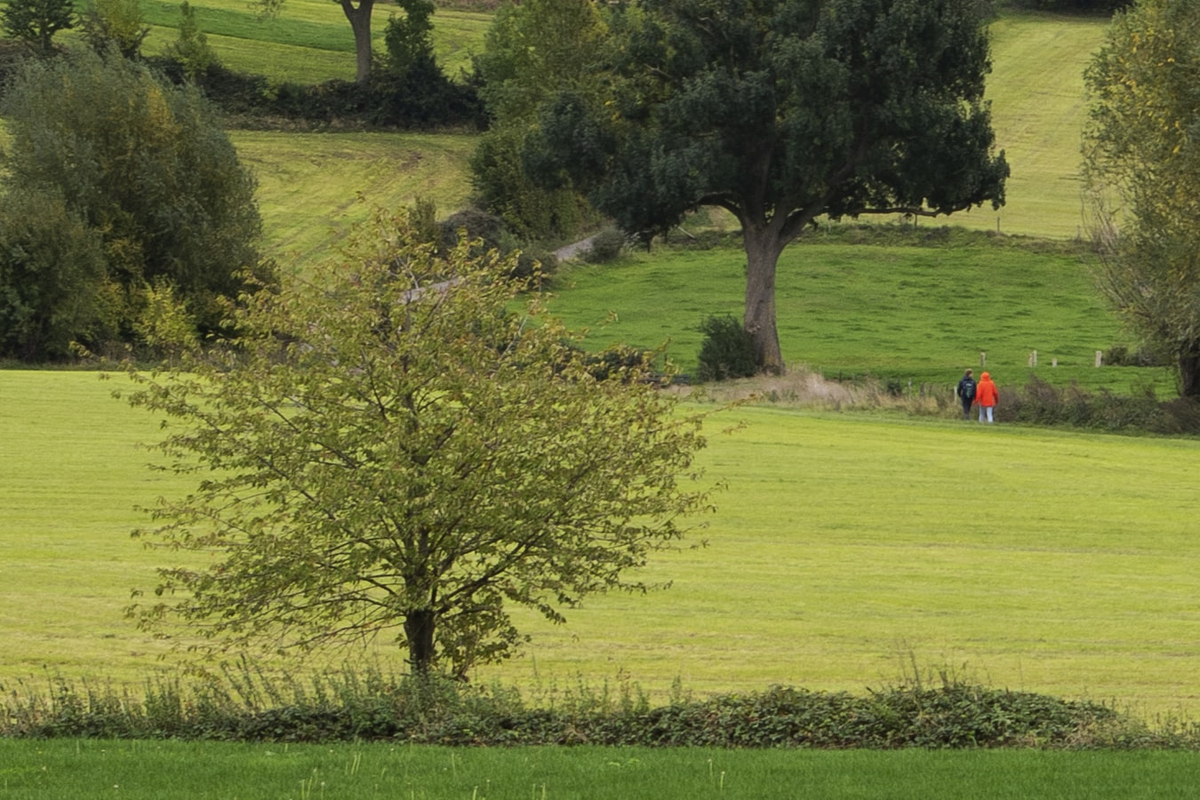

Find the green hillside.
[{"left": 135, "top": 0, "right": 490, "bottom": 83}]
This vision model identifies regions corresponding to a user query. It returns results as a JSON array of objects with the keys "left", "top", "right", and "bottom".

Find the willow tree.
[
  {"left": 124, "top": 210, "right": 711, "bottom": 678},
  {"left": 526, "top": 0, "right": 1008, "bottom": 373},
  {"left": 1084, "top": 0, "right": 1200, "bottom": 396}
]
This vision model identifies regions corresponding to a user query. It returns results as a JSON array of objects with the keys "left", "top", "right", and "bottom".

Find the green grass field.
[
  {"left": 135, "top": 0, "right": 490, "bottom": 84},
  {"left": 5, "top": 371, "right": 1200, "bottom": 719},
  {"left": 545, "top": 233, "right": 1167, "bottom": 391},
  {"left": 7, "top": 5, "right": 1199, "bottom": 776},
  {"left": 222, "top": 10, "right": 1109, "bottom": 287},
  {"left": 2, "top": 740, "right": 1199, "bottom": 799},
  {"left": 232, "top": 130, "right": 478, "bottom": 269}
]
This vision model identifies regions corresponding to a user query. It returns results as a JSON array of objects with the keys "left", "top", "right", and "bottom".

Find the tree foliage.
[
  {"left": 525, "top": 0, "right": 1008, "bottom": 374},
  {"left": 79, "top": 0, "right": 149, "bottom": 58},
  {"left": 171, "top": 1, "right": 218, "bottom": 81},
  {"left": 1083, "top": 0, "right": 1200, "bottom": 396},
  {"left": 0, "top": 188, "right": 110, "bottom": 361},
  {"left": 0, "top": 49, "right": 267, "bottom": 360},
  {"left": 0, "top": 0, "right": 75, "bottom": 54},
  {"left": 124, "top": 209, "right": 711, "bottom": 678},
  {"left": 470, "top": 0, "right": 606, "bottom": 240}
]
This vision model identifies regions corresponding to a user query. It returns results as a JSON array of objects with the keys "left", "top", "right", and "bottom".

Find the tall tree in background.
[
  {"left": 0, "top": 0, "right": 75, "bottom": 54},
  {"left": 1084, "top": 0, "right": 1200, "bottom": 396},
  {"left": 526, "top": 0, "right": 1008, "bottom": 373},
  {"left": 259, "top": 0, "right": 377, "bottom": 84},
  {"left": 125, "top": 209, "right": 711, "bottom": 679},
  {"left": 470, "top": 0, "right": 607, "bottom": 239}
]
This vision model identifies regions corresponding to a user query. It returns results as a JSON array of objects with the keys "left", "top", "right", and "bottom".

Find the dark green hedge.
[{"left": 5, "top": 670, "right": 1195, "bottom": 749}]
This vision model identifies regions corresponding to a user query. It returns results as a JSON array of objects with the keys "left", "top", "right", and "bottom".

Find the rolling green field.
[
  {"left": 5, "top": 371, "right": 1200, "bottom": 719},
  {"left": 217, "top": 10, "right": 1109, "bottom": 285},
  {"left": 232, "top": 130, "right": 478, "bottom": 269},
  {"left": 545, "top": 234, "right": 1167, "bottom": 390},
  {"left": 3, "top": 740, "right": 1200, "bottom": 799},
  {"left": 136, "top": 0, "right": 490, "bottom": 84},
  {"left": 7, "top": 11, "right": 1200, "bottom": 791}
]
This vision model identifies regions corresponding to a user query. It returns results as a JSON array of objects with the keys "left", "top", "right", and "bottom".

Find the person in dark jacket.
[{"left": 955, "top": 369, "right": 976, "bottom": 419}]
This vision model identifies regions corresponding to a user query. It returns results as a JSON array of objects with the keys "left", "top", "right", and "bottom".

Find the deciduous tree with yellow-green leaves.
[
  {"left": 1085, "top": 0, "right": 1200, "bottom": 396},
  {"left": 123, "top": 210, "right": 712, "bottom": 678}
]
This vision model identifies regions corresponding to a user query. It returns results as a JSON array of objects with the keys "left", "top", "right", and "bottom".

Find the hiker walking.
[
  {"left": 975, "top": 371, "right": 999, "bottom": 423},
  {"left": 955, "top": 369, "right": 976, "bottom": 419}
]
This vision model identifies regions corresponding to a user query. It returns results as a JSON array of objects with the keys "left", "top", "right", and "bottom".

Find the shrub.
[
  {"left": 5, "top": 668, "right": 1182, "bottom": 749},
  {"left": 79, "top": 0, "right": 148, "bottom": 58},
  {"left": 584, "top": 228, "right": 626, "bottom": 264},
  {"left": 697, "top": 315, "right": 757, "bottom": 382}
]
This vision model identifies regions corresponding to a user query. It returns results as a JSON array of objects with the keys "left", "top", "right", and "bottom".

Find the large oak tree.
[{"left": 526, "top": 0, "right": 1008, "bottom": 373}]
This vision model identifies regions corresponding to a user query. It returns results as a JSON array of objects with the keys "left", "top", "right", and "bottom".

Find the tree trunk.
[
  {"left": 340, "top": 0, "right": 375, "bottom": 85},
  {"left": 743, "top": 224, "right": 787, "bottom": 375},
  {"left": 404, "top": 608, "right": 436, "bottom": 674},
  {"left": 1178, "top": 349, "right": 1200, "bottom": 397}
]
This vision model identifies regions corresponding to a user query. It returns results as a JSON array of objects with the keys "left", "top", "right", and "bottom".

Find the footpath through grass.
[
  {"left": 5, "top": 372, "right": 1200, "bottom": 717},
  {"left": 1, "top": 740, "right": 1199, "bottom": 799}
]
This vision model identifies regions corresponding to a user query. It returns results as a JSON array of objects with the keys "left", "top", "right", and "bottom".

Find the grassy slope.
[
  {"left": 5, "top": 373, "right": 1200, "bottom": 717},
  {"left": 547, "top": 235, "right": 1166, "bottom": 390},
  {"left": 233, "top": 130, "right": 478, "bottom": 269},
  {"left": 945, "top": 12, "right": 1110, "bottom": 240},
  {"left": 136, "top": 0, "right": 489, "bottom": 83}
]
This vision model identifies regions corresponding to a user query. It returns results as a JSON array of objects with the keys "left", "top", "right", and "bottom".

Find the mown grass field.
[
  {"left": 135, "top": 0, "right": 490, "bottom": 84},
  {"left": 546, "top": 233, "right": 1168, "bottom": 391},
  {"left": 5, "top": 371, "right": 1200, "bottom": 719},
  {"left": 3, "top": 740, "right": 1200, "bottom": 799}
]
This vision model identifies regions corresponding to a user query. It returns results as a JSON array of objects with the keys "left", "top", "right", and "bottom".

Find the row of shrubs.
[{"left": 3, "top": 666, "right": 1195, "bottom": 749}]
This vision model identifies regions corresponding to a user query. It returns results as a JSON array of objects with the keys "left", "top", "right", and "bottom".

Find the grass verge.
[{"left": 2, "top": 739, "right": 1200, "bottom": 799}]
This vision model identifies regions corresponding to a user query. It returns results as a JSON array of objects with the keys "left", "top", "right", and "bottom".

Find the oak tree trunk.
[
  {"left": 340, "top": 0, "right": 375, "bottom": 85},
  {"left": 742, "top": 224, "right": 787, "bottom": 375},
  {"left": 1178, "top": 349, "right": 1200, "bottom": 398}
]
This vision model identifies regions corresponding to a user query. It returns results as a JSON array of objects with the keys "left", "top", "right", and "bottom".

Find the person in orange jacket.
[{"left": 975, "top": 371, "right": 999, "bottom": 423}]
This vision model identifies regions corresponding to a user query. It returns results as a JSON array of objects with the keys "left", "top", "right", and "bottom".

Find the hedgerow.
[{"left": 3, "top": 666, "right": 1197, "bottom": 749}]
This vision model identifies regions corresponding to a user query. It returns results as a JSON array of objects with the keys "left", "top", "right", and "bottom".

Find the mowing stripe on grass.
[{"left": 5, "top": 373, "right": 1200, "bottom": 717}]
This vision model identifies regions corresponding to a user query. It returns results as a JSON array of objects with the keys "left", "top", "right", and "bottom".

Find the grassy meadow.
[
  {"left": 9, "top": 6, "right": 1200, "bottom": 784},
  {"left": 136, "top": 0, "right": 490, "bottom": 84},
  {"left": 232, "top": 130, "right": 478, "bottom": 269},
  {"left": 5, "top": 371, "right": 1200, "bottom": 719},
  {"left": 546, "top": 233, "right": 1169, "bottom": 391}
]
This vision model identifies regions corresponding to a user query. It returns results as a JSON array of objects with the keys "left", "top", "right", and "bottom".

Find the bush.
[
  {"left": 697, "top": 315, "right": 757, "bottom": 382},
  {"left": 438, "top": 208, "right": 556, "bottom": 281},
  {"left": 584, "top": 228, "right": 626, "bottom": 264},
  {"left": 0, "top": 49, "right": 268, "bottom": 358},
  {"left": 1000, "top": 376, "right": 1200, "bottom": 434},
  {"left": 5, "top": 667, "right": 1183, "bottom": 749}
]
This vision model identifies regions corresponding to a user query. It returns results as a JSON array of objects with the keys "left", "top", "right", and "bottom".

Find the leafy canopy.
[
  {"left": 1084, "top": 0, "right": 1200, "bottom": 395},
  {"left": 124, "top": 210, "right": 712, "bottom": 678},
  {"left": 0, "top": 49, "right": 265, "bottom": 361},
  {"left": 525, "top": 0, "right": 1007, "bottom": 373}
]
